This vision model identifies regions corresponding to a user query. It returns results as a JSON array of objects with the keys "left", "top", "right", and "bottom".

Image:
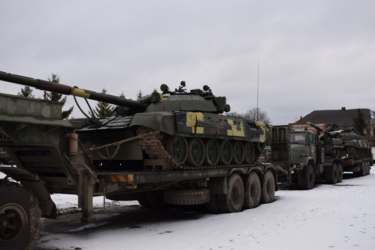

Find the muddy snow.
[{"left": 1, "top": 169, "right": 374, "bottom": 250}]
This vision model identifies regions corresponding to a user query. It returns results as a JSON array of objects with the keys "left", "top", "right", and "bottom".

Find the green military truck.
[
  {"left": 269, "top": 124, "right": 345, "bottom": 190},
  {"left": 270, "top": 123, "right": 372, "bottom": 190},
  {"left": 0, "top": 72, "right": 290, "bottom": 250}
]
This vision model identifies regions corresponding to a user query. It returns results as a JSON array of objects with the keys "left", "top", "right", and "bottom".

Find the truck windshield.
[{"left": 290, "top": 133, "right": 306, "bottom": 144}]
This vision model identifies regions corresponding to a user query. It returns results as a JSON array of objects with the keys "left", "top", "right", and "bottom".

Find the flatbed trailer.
[{"left": 0, "top": 92, "right": 290, "bottom": 250}]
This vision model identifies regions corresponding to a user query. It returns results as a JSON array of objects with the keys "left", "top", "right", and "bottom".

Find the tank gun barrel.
[
  {"left": 0, "top": 71, "right": 145, "bottom": 109},
  {"left": 307, "top": 122, "right": 332, "bottom": 137}
]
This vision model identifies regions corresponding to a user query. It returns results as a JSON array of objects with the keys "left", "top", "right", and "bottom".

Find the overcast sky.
[{"left": 0, "top": 0, "right": 374, "bottom": 125}]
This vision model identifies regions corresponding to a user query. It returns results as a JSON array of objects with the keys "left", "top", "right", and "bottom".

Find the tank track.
[{"left": 137, "top": 127, "right": 263, "bottom": 170}]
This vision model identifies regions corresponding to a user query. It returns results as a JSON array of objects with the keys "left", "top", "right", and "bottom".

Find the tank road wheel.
[
  {"left": 0, "top": 181, "right": 42, "bottom": 250},
  {"left": 243, "top": 142, "right": 255, "bottom": 164},
  {"left": 261, "top": 170, "right": 275, "bottom": 203},
  {"left": 166, "top": 136, "right": 188, "bottom": 165},
  {"left": 219, "top": 140, "right": 233, "bottom": 165},
  {"left": 325, "top": 163, "right": 338, "bottom": 184},
  {"left": 187, "top": 138, "right": 205, "bottom": 166},
  {"left": 232, "top": 141, "right": 244, "bottom": 164},
  {"left": 217, "top": 174, "right": 244, "bottom": 213},
  {"left": 298, "top": 164, "right": 315, "bottom": 190},
  {"left": 337, "top": 163, "right": 343, "bottom": 183},
  {"left": 243, "top": 172, "right": 261, "bottom": 209},
  {"left": 204, "top": 139, "right": 220, "bottom": 166}
]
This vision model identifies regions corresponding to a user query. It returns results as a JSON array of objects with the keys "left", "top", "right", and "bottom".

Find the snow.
[{"left": 1, "top": 168, "right": 375, "bottom": 250}]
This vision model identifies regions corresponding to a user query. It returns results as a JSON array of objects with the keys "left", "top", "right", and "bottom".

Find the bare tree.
[{"left": 227, "top": 108, "right": 271, "bottom": 125}]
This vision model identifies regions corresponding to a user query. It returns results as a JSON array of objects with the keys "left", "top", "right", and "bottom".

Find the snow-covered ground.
[{"left": 1, "top": 168, "right": 375, "bottom": 250}]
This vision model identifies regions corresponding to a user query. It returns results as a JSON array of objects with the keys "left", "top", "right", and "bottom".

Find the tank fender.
[
  {"left": 0, "top": 167, "right": 57, "bottom": 219},
  {"left": 130, "top": 112, "right": 176, "bottom": 135}
]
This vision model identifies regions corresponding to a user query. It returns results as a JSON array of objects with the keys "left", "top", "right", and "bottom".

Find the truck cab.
[{"left": 290, "top": 130, "right": 316, "bottom": 171}]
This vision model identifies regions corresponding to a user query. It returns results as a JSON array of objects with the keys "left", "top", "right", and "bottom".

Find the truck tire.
[
  {"left": 163, "top": 189, "right": 209, "bottom": 205},
  {"left": 217, "top": 174, "right": 244, "bottom": 213},
  {"left": 337, "top": 163, "right": 343, "bottom": 183},
  {"left": 298, "top": 164, "right": 315, "bottom": 190},
  {"left": 0, "top": 181, "right": 42, "bottom": 250},
  {"left": 243, "top": 172, "right": 261, "bottom": 209},
  {"left": 358, "top": 162, "right": 365, "bottom": 176},
  {"left": 147, "top": 191, "right": 169, "bottom": 209},
  {"left": 325, "top": 163, "right": 338, "bottom": 184},
  {"left": 206, "top": 194, "right": 221, "bottom": 213},
  {"left": 261, "top": 170, "right": 275, "bottom": 203},
  {"left": 106, "top": 193, "right": 143, "bottom": 201}
]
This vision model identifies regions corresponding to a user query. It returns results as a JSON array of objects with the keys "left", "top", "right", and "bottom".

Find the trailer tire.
[
  {"left": 206, "top": 194, "right": 221, "bottom": 213},
  {"left": 217, "top": 174, "right": 244, "bottom": 213},
  {"left": 298, "top": 165, "right": 315, "bottom": 190},
  {"left": 243, "top": 172, "right": 261, "bottom": 209},
  {"left": 147, "top": 192, "right": 169, "bottom": 209},
  {"left": 337, "top": 163, "right": 343, "bottom": 183},
  {"left": 138, "top": 194, "right": 152, "bottom": 208},
  {"left": 163, "top": 189, "right": 209, "bottom": 205},
  {"left": 261, "top": 171, "right": 275, "bottom": 203},
  {"left": 325, "top": 163, "right": 338, "bottom": 184},
  {"left": 0, "top": 181, "right": 42, "bottom": 250}
]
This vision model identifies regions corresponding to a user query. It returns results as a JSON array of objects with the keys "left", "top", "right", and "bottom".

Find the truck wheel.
[
  {"left": 325, "top": 163, "right": 338, "bottom": 184},
  {"left": 163, "top": 189, "right": 209, "bottom": 205},
  {"left": 206, "top": 194, "right": 221, "bottom": 213},
  {"left": 147, "top": 191, "right": 169, "bottom": 209},
  {"left": 298, "top": 165, "right": 315, "bottom": 190},
  {"left": 337, "top": 163, "right": 343, "bottom": 183},
  {"left": 261, "top": 170, "right": 275, "bottom": 203},
  {"left": 217, "top": 174, "right": 244, "bottom": 213},
  {"left": 0, "top": 181, "right": 42, "bottom": 250},
  {"left": 358, "top": 162, "right": 365, "bottom": 176},
  {"left": 137, "top": 193, "right": 152, "bottom": 208},
  {"left": 243, "top": 172, "right": 261, "bottom": 209}
]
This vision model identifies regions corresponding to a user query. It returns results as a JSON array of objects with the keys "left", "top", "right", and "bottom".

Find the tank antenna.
[{"left": 257, "top": 53, "right": 260, "bottom": 121}]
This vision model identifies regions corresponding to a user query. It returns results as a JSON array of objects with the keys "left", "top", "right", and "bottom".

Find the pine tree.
[
  {"left": 352, "top": 109, "right": 367, "bottom": 135},
  {"left": 43, "top": 74, "right": 74, "bottom": 119},
  {"left": 92, "top": 88, "right": 114, "bottom": 118},
  {"left": 137, "top": 90, "right": 143, "bottom": 100},
  {"left": 119, "top": 91, "right": 125, "bottom": 98},
  {"left": 18, "top": 86, "right": 35, "bottom": 98}
]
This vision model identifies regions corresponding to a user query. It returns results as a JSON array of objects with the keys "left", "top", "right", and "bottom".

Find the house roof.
[{"left": 298, "top": 108, "right": 373, "bottom": 127}]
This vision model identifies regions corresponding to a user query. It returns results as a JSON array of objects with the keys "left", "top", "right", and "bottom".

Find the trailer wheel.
[
  {"left": 337, "top": 163, "right": 343, "bottom": 183},
  {"left": 261, "top": 171, "right": 275, "bottom": 203},
  {"left": 217, "top": 174, "right": 244, "bottom": 213},
  {"left": 163, "top": 189, "right": 209, "bottom": 205},
  {"left": 325, "top": 163, "right": 338, "bottom": 184},
  {"left": 298, "top": 165, "right": 315, "bottom": 190},
  {"left": 137, "top": 193, "right": 152, "bottom": 208},
  {"left": 243, "top": 172, "right": 261, "bottom": 209},
  {"left": 147, "top": 192, "right": 169, "bottom": 209},
  {"left": 0, "top": 181, "right": 42, "bottom": 250},
  {"left": 206, "top": 194, "right": 221, "bottom": 213}
]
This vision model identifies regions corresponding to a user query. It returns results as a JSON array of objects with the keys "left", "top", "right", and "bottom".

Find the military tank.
[{"left": 0, "top": 71, "right": 268, "bottom": 171}]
